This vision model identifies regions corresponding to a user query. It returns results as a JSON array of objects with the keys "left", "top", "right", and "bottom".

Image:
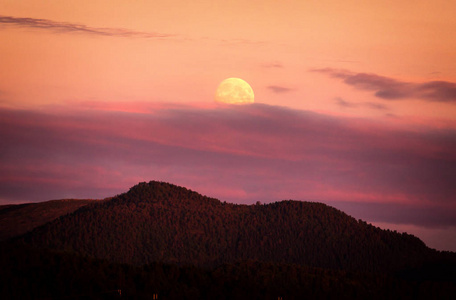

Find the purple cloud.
[
  {"left": 262, "top": 62, "right": 283, "bottom": 68},
  {"left": 329, "top": 201, "right": 456, "bottom": 229},
  {"left": 1, "top": 104, "right": 455, "bottom": 231},
  {"left": 416, "top": 81, "right": 456, "bottom": 102},
  {"left": 0, "top": 15, "right": 174, "bottom": 39},
  {"left": 314, "top": 68, "right": 456, "bottom": 103},
  {"left": 335, "top": 98, "right": 389, "bottom": 110},
  {"left": 267, "top": 85, "right": 293, "bottom": 94},
  {"left": 364, "top": 102, "right": 389, "bottom": 110},
  {"left": 335, "top": 97, "right": 357, "bottom": 108}
]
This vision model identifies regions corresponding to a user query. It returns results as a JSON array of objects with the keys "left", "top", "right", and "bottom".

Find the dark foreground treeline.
[{"left": 1, "top": 243, "right": 455, "bottom": 300}]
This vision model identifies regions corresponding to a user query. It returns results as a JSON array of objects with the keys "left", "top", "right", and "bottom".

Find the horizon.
[
  {"left": 3, "top": 178, "right": 455, "bottom": 253},
  {"left": 1, "top": 1, "right": 455, "bottom": 252}
]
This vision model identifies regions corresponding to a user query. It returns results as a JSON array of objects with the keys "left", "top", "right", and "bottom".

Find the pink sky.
[{"left": 1, "top": 1, "right": 456, "bottom": 251}]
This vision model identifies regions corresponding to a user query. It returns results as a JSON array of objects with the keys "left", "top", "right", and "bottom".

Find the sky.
[{"left": 1, "top": 0, "right": 455, "bottom": 251}]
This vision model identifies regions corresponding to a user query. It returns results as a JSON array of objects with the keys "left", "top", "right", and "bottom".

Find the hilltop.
[
  {"left": 2, "top": 181, "right": 455, "bottom": 299},
  {"left": 19, "top": 181, "right": 438, "bottom": 273}
]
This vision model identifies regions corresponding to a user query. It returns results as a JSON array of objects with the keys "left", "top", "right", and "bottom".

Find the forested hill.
[
  {"left": 19, "top": 181, "right": 442, "bottom": 273},
  {"left": 0, "top": 199, "right": 95, "bottom": 241}
]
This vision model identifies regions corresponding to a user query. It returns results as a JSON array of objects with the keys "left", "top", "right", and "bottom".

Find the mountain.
[
  {"left": 0, "top": 199, "right": 94, "bottom": 241},
  {"left": 2, "top": 181, "right": 455, "bottom": 299},
  {"left": 17, "top": 181, "right": 441, "bottom": 273}
]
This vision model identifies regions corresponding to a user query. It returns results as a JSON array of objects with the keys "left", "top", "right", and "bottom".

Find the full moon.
[{"left": 215, "top": 78, "right": 254, "bottom": 104}]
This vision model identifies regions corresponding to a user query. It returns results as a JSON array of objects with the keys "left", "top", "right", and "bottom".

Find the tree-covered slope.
[
  {"left": 19, "top": 181, "right": 439, "bottom": 273},
  {"left": 0, "top": 199, "right": 95, "bottom": 241}
]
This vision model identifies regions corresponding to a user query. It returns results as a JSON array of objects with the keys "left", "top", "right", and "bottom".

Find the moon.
[{"left": 215, "top": 78, "right": 254, "bottom": 104}]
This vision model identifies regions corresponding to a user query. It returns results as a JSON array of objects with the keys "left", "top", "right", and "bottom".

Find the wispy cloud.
[
  {"left": 364, "top": 102, "right": 389, "bottom": 110},
  {"left": 314, "top": 68, "right": 456, "bottom": 103},
  {"left": 267, "top": 85, "right": 293, "bottom": 94},
  {"left": 335, "top": 97, "right": 357, "bottom": 108},
  {"left": 335, "top": 98, "right": 389, "bottom": 110},
  {"left": 329, "top": 201, "right": 456, "bottom": 229},
  {"left": 0, "top": 15, "right": 174, "bottom": 39},
  {"left": 218, "top": 38, "right": 266, "bottom": 46},
  {"left": 262, "top": 62, "right": 283, "bottom": 68}
]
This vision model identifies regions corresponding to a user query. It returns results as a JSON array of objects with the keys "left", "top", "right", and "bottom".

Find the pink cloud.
[{"left": 1, "top": 104, "right": 455, "bottom": 230}]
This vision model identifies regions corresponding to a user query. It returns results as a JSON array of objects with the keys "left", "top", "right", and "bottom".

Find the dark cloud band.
[
  {"left": 1, "top": 104, "right": 455, "bottom": 229},
  {"left": 314, "top": 68, "right": 456, "bottom": 103}
]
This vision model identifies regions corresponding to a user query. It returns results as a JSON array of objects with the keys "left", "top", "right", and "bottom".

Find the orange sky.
[{"left": 1, "top": 0, "right": 456, "bottom": 120}]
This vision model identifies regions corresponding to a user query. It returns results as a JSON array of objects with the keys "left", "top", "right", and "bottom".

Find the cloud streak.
[
  {"left": 314, "top": 68, "right": 456, "bottom": 103},
  {"left": 0, "top": 15, "right": 174, "bottom": 39},
  {"left": 262, "top": 62, "right": 283, "bottom": 68},
  {"left": 335, "top": 98, "right": 389, "bottom": 110},
  {"left": 267, "top": 85, "right": 293, "bottom": 94}
]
